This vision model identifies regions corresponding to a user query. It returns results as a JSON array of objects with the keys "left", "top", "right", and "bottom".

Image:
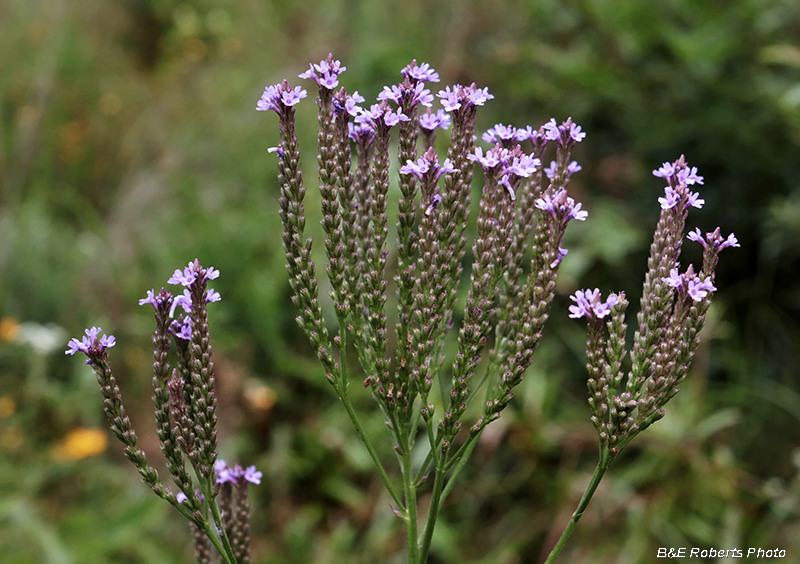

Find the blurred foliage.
[{"left": 1, "top": 0, "right": 799, "bottom": 562}]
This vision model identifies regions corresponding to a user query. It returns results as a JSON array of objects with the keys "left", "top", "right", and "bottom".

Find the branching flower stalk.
[
  {"left": 543, "top": 157, "right": 739, "bottom": 563},
  {"left": 258, "top": 56, "right": 589, "bottom": 564},
  {"left": 66, "top": 260, "right": 262, "bottom": 564}
]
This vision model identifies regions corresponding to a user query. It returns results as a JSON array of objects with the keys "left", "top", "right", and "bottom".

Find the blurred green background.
[{"left": 1, "top": 0, "right": 799, "bottom": 562}]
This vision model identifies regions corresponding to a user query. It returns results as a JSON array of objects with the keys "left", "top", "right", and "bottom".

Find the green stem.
[
  {"left": 339, "top": 382, "right": 405, "bottom": 509},
  {"left": 206, "top": 489, "right": 238, "bottom": 564},
  {"left": 543, "top": 460, "right": 608, "bottom": 564},
  {"left": 417, "top": 460, "right": 446, "bottom": 564},
  {"left": 440, "top": 429, "right": 481, "bottom": 503},
  {"left": 201, "top": 519, "right": 237, "bottom": 564},
  {"left": 402, "top": 448, "right": 420, "bottom": 564}
]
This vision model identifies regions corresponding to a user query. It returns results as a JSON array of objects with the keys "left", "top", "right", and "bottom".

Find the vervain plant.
[
  {"left": 258, "top": 55, "right": 738, "bottom": 563},
  {"left": 66, "top": 55, "right": 738, "bottom": 564},
  {"left": 66, "top": 262, "right": 261, "bottom": 564}
]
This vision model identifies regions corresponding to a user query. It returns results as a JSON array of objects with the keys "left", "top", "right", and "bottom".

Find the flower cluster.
[
  {"left": 569, "top": 289, "right": 620, "bottom": 320},
  {"left": 66, "top": 261, "right": 259, "bottom": 564},
  {"left": 258, "top": 55, "right": 590, "bottom": 563},
  {"left": 569, "top": 156, "right": 738, "bottom": 464},
  {"left": 65, "top": 326, "right": 115, "bottom": 359}
]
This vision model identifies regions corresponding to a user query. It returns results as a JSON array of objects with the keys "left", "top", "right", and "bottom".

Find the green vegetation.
[{"left": 1, "top": 0, "right": 798, "bottom": 562}]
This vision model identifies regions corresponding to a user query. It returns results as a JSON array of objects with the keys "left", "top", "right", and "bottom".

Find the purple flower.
[
  {"left": 349, "top": 122, "right": 375, "bottom": 143},
  {"left": 687, "top": 277, "right": 716, "bottom": 302},
  {"left": 425, "top": 194, "right": 443, "bottom": 216},
  {"left": 482, "top": 124, "right": 521, "bottom": 144},
  {"left": 652, "top": 156, "right": 704, "bottom": 187},
  {"left": 686, "top": 191, "right": 704, "bottom": 209},
  {"left": 569, "top": 289, "right": 618, "bottom": 320},
  {"left": 688, "top": 228, "right": 740, "bottom": 251},
  {"left": 419, "top": 109, "right": 451, "bottom": 131},
  {"left": 207, "top": 289, "right": 221, "bottom": 303},
  {"left": 355, "top": 103, "right": 410, "bottom": 128},
  {"left": 567, "top": 161, "right": 582, "bottom": 175},
  {"left": 176, "top": 492, "right": 188, "bottom": 504},
  {"left": 256, "top": 83, "right": 308, "bottom": 113},
  {"left": 340, "top": 91, "right": 365, "bottom": 117},
  {"left": 662, "top": 268, "right": 684, "bottom": 289},
  {"left": 658, "top": 187, "right": 680, "bottom": 210},
  {"left": 378, "top": 83, "right": 433, "bottom": 108},
  {"left": 467, "top": 85, "right": 494, "bottom": 106},
  {"left": 138, "top": 289, "right": 159, "bottom": 309},
  {"left": 550, "top": 247, "right": 569, "bottom": 268},
  {"left": 543, "top": 118, "right": 585, "bottom": 145},
  {"left": 65, "top": 327, "right": 116, "bottom": 356},
  {"left": 172, "top": 290, "right": 193, "bottom": 314},
  {"left": 436, "top": 84, "right": 494, "bottom": 112},
  {"left": 658, "top": 186, "right": 704, "bottom": 210},
  {"left": 506, "top": 153, "right": 540, "bottom": 177},
  {"left": 215, "top": 460, "right": 234, "bottom": 484},
  {"left": 168, "top": 260, "right": 219, "bottom": 287},
  {"left": 677, "top": 166, "right": 704, "bottom": 186},
  {"left": 535, "top": 189, "right": 588, "bottom": 222},
  {"left": 652, "top": 161, "right": 675, "bottom": 179},
  {"left": 299, "top": 54, "right": 346, "bottom": 90},
  {"left": 544, "top": 161, "right": 557, "bottom": 180},
  {"left": 402, "top": 60, "right": 440, "bottom": 83},
  {"left": 241, "top": 465, "right": 263, "bottom": 485},
  {"left": 170, "top": 317, "right": 192, "bottom": 340},
  {"left": 215, "top": 459, "right": 262, "bottom": 485},
  {"left": 468, "top": 146, "right": 503, "bottom": 170},
  {"left": 400, "top": 149, "right": 454, "bottom": 182}
]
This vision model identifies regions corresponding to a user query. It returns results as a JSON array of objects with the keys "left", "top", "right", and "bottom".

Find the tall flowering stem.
[
  {"left": 68, "top": 262, "right": 261, "bottom": 564},
  {"left": 544, "top": 157, "right": 739, "bottom": 563},
  {"left": 261, "top": 56, "right": 589, "bottom": 564}
]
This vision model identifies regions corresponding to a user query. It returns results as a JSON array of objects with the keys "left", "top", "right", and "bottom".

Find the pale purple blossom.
[
  {"left": 437, "top": 84, "right": 494, "bottom": 112},
  {"left": 168, "top": 260, "right": 219, "bottom": 287},
  {"left": 506, "top": 153, "right": 540, "bottom": 177},
  {"left": 355, "top": 103, "right": 410, "bottom": 128},
  {"left": 662, "top": 268, "right": 684, "bottom": 289},
  {"left": 687, "top": 277, "right": 716, "bottom": 301},
  {"left": 349, "top": 122, "right": 376, "bottom": 143},
  {"left": 215, "top": 459, "right": 262, "bottom": 485},
  {"left": 299, "top": 55, "right": 346, "bottom": 90},
  {"left": 688, "top": 228, "right": 740, "bottom": 250},
  {"left": 400, "top": 151, "right": 454, "bottom": 182},
  {"left": 544, "top": 160, "right": 582, "bottom": 180},
  {"left": 419, "top": 109, "right": 451, "bottom": 131},
  {"left": 658, "top": 186, "right": 704, "bottom": 210},
  {"left": 402, "top": 61, "right": 440, "bottom": 83},
  {"left": 535, "top": 189, "right": 588, "bottom": 222},
  {"left": 241, "top": 465, "right": 263, "bottom": 485},
  {"left": 543, "top": 118, "right": 585, "bottom": 144},
  {"left": 550, "top": 247, "right": 569, "bottom": 268},
  {"left": 172, "top": 290, "right": 192, "bottom": 314},
  {"left": 378, "top": 83, "right": 433, "bottom": 107},
  {"left": 482, "top": 124, "right": 521, "bottom": 145},
  {"left": 658, "top": 187, "right": 680, "bottom": 210},
  {"left": 138, "top": 289, "right": 159, "bottom": 309},
  {"left": 170, "top": 317, "right": 192, "bottom": 341},
  {"left": 544, "top": 161, "right": 557, "bottom": 180},
  {"left": 256, "top": 84, "right": 308, "bottom": 113},
  {"left": 677, "top": 166, "right": 704, "bottom": 186},
  {"left": 335, "top": 91, "right": 365, "bottom": 117},
  {"left": 468, "top": 146, "right": 503, "bottom": 170},
  {"left": 569, "top": 289, "right": 618, "bottom": 319},
  {"left": 65, "top": 327, "right": 116, "bottom": 356},
  {"left": 652, "top": 161, "right": 675, "bottom": 179},
  {"left": 425, "top": 194, "right": 442, "bottom": 216}
]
